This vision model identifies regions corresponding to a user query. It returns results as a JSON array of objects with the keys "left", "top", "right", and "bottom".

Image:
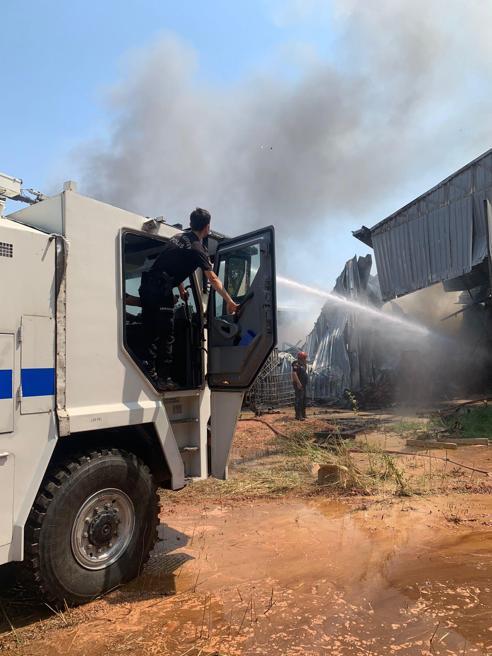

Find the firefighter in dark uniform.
[
  {"left": 139, "top": 208, "right": 238, "bottom": 391},
  {"left": 292, "top": 351, "right": 308, "bottom": 420}
]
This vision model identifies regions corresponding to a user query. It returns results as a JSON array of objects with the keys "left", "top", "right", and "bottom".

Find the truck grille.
[{"left": 0, "top": 242, "right": 13, "bottom": 258}]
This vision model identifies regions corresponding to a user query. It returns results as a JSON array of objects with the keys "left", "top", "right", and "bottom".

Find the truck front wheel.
[{"left": 24, "top": 448, "right": 159, "bottom": 606}]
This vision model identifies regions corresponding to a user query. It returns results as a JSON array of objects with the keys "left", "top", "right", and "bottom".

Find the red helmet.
[{"left": 297, "top": 351, "right": 307, "bottom": 360}]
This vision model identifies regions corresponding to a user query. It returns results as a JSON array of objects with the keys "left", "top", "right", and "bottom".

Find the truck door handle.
[{"left": 215, "top": 318, "right": 240, "bottom": 339}]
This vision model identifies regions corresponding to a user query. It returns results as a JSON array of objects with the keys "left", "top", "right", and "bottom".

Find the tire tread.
[{"left": 24, "top": 447, "right": 159, "bottom": 607}]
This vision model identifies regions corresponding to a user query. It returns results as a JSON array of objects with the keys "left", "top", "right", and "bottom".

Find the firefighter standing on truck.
[
  {"left": 139, "top": 208, "right": 238, "bottom": 391},
  {"left": 292, "top": 351, "right": 308, "bottom": 421}
]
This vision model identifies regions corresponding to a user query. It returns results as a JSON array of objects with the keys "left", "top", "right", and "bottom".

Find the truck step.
[
  {"left": 179, "top": 445, "right": 199, "bottom": 454},
  {"left": 163, "top": 390, "right": 200, "bottom": 400}
]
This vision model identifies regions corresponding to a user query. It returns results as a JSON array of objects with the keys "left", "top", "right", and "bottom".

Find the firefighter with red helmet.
[{"left": 292, "top": 351, "right": 308, "bottom": 421}]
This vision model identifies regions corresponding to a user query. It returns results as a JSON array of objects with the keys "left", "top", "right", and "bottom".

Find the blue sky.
[
  {"left": 3, "top": 0, "right": 492, "bottom": 339},
  {"left": 2, "top": 1, "right": 332, "bottom": 186}
]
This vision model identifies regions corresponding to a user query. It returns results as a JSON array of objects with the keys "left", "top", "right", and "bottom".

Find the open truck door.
[{"left": 207, "top": 226, "right": 277, "bottom": 478}]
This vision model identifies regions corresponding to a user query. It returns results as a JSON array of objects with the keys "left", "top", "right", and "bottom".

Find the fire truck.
[{"left": 0, "top": 172, "right": 276, "bottom": 605}]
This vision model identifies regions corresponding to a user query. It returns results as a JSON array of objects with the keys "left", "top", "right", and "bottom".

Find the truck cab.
[{"left": 0, "top": 179, "right": 276, "bottom": 605}]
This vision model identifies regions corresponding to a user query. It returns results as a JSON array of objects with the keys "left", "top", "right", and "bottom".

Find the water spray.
[{"left": 276, "top": 275, "right": 430, "bottom": 337}]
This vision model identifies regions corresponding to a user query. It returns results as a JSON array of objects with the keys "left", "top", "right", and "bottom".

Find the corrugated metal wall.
[
  {"left": 372, "top": 150, "right": 492, "bottom": 301},
  {"left": 305, "top": 255, "right": 381, "bottom": 401}
]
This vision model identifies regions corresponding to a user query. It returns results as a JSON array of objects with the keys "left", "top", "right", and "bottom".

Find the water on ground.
[{"left": 3, "top": 494, "right": 490, "bottom": 655}]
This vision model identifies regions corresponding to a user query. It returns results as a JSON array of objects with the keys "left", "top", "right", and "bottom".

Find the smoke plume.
[{"left": 78, "top": 1, "right": 492, "bottom": 261}]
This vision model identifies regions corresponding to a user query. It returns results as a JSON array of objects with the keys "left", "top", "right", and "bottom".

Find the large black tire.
[{"left": 24, "top": 448, "right": 159, "bottom": 607}]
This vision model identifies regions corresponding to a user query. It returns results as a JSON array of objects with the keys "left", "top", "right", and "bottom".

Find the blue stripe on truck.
[
  {"left": 0, "top": 370, "right": 13, "bottom": 400},
  {"left": 21, "top": 368, "right": 55, "bottom": 397}
]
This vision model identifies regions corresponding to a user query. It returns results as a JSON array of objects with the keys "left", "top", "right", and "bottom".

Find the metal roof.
[{"left": 354, "top": 148, "right": 492, "bottom": 301}]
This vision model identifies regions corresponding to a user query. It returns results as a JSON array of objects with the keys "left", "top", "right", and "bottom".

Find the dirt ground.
[{"left": 0, "top": 405, "right": 491, "bottom": 655}]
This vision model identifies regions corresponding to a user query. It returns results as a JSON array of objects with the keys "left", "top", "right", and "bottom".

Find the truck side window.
[{"left": 214, "top": 244, "right": 261, "bottom": 317}]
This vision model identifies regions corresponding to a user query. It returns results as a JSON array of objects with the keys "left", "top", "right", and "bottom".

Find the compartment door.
[
  {"left": 0, "top": 334, "right": 14, "bottom": 433},
  {"left": 207, "top": 226, "right": 277, "bottom": 389},
  {"left": 21, "top": 315, "right": 55, "bottom": 415}
]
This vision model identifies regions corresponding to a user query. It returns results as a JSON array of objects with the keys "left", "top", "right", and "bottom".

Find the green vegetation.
[{"left": 434, "top": 404, "right": 492, "bottom": 438}]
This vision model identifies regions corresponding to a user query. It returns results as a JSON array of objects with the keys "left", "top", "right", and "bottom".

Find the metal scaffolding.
[{"left": 246, "top": 349, "right": 295, "bottom": 413}]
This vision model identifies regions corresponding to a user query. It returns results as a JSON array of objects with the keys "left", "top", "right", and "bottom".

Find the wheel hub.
[
  {"left": 71, "top": 489, "right": 135, "bottom": 571},
  {"left": 88, "top": 510, "right": 119, "bottom": 547}
]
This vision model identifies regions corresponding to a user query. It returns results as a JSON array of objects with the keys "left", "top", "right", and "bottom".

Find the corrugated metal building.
[
  {"left": 304, "top": 255, "right": 383, "bottom": 401},
  {"left": 354, "top": 148, "right": 492, "bottom": 301}
]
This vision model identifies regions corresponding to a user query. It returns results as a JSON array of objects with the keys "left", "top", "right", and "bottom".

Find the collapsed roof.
[
  {"left": 354, "top": 148, "right": 492, "bottom": 302},
  {"left": 305, "top": 254, "right": 383, "bottom": 401}
]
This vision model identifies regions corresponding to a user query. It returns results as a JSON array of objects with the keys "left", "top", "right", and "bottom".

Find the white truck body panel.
[
  {"left": 9, "top": 191, "right": 206, "bottom": 487},
  {"left": 8, "top": 194, "right": 63, "bottom": 235},
  {"left": 0, "top": 453, "right": 14, "bottom": 547},
  {"left": 21, "top": 315, "right": 55, "bottom": 415},
  {"left": 0, "top": 218, "right": 58, "bottom": 563}
]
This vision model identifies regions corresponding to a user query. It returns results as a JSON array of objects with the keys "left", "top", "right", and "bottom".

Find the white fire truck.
[{"left": 0, "top": 173, "right": 276, "bottom": 605}]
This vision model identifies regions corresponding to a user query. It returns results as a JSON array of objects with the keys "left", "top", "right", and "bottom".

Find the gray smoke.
[{"left": 78, "top": 1, "right": 492, "bottom": 249}]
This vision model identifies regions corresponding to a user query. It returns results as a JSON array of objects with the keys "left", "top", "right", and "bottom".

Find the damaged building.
[
  {"left": 311, "top": 147, "right": 492, "bottom": 406},
  {"left": 347, "top": 147, "right": 492, "bottom": 404},
  {"left": 251, "top": 148, "right": 492, "bottom": 411},
  {"left": 304, "top": 255, "right": 386, "bottom": 404}
]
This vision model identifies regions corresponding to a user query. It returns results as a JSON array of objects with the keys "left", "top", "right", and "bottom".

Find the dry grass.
[
  {"left": 162, "top": 459, "right": 313, "bottom": 505},
  {"left": 280, "top": 430, "right": 412, "bottom": 496},
  {"left": 166, "top": 419, "right": 491, "bottom": 507},
  {"left": 164, "top": 429, "right": 418, "bottom": 505},
  {"left": 388, "top": 419, "right": 426, "bottom": 434}
]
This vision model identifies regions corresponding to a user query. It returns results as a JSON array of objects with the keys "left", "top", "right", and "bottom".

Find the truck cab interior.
[{"left": 122, "top": 231, "right": 204, "bottom": 389}]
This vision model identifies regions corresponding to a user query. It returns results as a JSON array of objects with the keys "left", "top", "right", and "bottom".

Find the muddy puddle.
[{"left": 1, "top": 495, "right": 491, "bottom": 655}]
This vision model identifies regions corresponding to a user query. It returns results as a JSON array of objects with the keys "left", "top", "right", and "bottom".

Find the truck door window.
[
  {"left": 207, "top": 226, "right": 276, "bottom": 389},
  {"left": 214, "top": 259, "right": 226, "bottom": 317},
  {"left": 214, "top": 244, "right": 261, "bottom": 318}
]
